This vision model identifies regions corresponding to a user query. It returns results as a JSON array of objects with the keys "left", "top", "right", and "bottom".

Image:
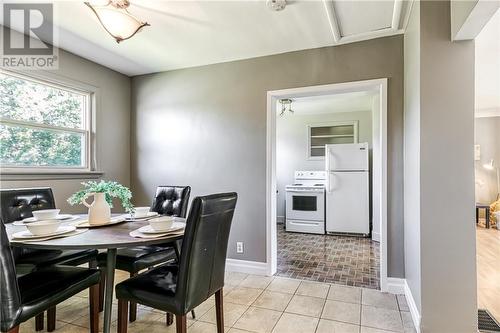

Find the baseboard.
[
  {"left": 404, "top": 280, "right": 422, "bottom": 333},
  {"left": 226, "top": 259, "right": 269, "bottom": 276},
  {"left": 386, "top": 278, "right": 405, "bottom": 294},
  {"left": 372, "top": 231, "right": 381, "bottom": 242},
  {"left": 277, "top": 215, "right": 285, "bottom": 224}
]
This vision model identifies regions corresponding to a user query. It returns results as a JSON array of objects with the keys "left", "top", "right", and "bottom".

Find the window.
[
  {"left": 0, "top": 71, "right": 93, "bottom": 171},
  {"left": 307, "top": 121, "right": 358, "bottom": 159}
]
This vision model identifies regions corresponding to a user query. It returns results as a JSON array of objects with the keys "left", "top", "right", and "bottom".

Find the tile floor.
[
  {"left": 276, "top": 224, "right": 380, "bottom": 289},
  {"left": 19, "top": 270, "right": 415, "bottom": 333}
]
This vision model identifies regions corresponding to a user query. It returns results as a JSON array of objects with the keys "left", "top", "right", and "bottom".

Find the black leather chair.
[
  {"left": 97, "top": 186, "right": 191, "bottom": 322},
  {"left": 0, "top": 188, "right": 99, "bottom": 331},
  {"left": 115, "top": 192, "right": 238, "bottom": 333},
  {"left": 0, "top": 221, "right": 101, "bottom": 333}
]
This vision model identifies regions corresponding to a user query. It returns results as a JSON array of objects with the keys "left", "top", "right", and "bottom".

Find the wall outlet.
[{"left": 236, "top": 242, "right": 244, "bottom": 253}]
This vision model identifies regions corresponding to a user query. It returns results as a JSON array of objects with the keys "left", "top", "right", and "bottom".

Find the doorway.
[{"left": 266, "top": 79, "right": 389, "bottom": 291}]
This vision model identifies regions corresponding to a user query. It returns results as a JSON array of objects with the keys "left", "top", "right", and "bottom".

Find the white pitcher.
[{"left": 82, "top": 192, "right": 111, "bottom": 225}]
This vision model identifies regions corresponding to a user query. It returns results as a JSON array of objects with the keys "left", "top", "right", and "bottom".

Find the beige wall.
[
  {"left": 404, "top": 1, "right": 477, "bottom": 331},
  {"left": 131, "top": 35, "right": 404, "bottom": 275},
  {"left": 276, "top": 110, "right": 372, "bottom": 219},
  {"left": 1, "top": 30, "right": 131, "bottom": 213}
]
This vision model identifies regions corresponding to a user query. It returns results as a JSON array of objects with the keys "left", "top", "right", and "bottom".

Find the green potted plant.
[{"left": 68, "top": 180, "right": 134, "bottom": 225}]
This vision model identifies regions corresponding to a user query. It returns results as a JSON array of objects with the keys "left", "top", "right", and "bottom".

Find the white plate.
[
  {"left": 137, "top": 222, "right": 185, "bottom": 234},
  {"left": 14, "top": 215, "right": 79, "bottom": 226},
  {"left": 129, "top": 229, "right": 184, "bottom": 239},
  {"left": 125, "top": 212, "right": 159, "bottom": 220},
  {"left": 21, "top": 214, "right": 75, "bottom": 223},
  {"left": 11, "top": 228, "right": 88, "bottom": 242},
  {"left": 12, "top": 225, "right": 77, "bottom": 239},
  {"left": 75, "top": 216, "right": 126, "bottom": 228}
]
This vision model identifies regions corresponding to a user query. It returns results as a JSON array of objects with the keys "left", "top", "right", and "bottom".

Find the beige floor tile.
[
  {"left": 240, "top": 275, "right": 274, "bottom": 289},
  {"left": 233, "top": 307, "right": 282, "bottom": 333},
  {"left": 224, "top": 285, "right": 236, "bottom": 296},
  {"left": 361, "top": 289, "right": 398, "bottom": 310},
  {"left": 360, "top": 327, "right": 395, "bottom": 333},
  {"left": 49, "top": 323, "right": 91, "bottom": 333},
  {"left": 328, "top": 285, "right": 362, "bottom": 304},
  {"left": 397, "top": 295, "right": 410, "bottom": 312},
  {"left": 401, "top": 311, "right": 416, "bottom": 332},
  {"left": 199, "top": 302, "right": 248, "bottom": 326},
  {"left": 194, "top": 298, "right": 217, "bottom": 318},
  {"left": 316, "top": 319, "right": 360, "bottom": 333},
  {"left": 266, "top": 277, "right": 300, "bottom": 294},
  {"left": 252, "top": 291, "right": 293, "bottom": 311},
  {"left": 322, "top": 300, "right": 361, "bottom": 325},
  {"left": 361, "top": 305, "right": 403, "bottom": 332},
  {"left": 225, "top": 287, "right": 263, "bottom": 306},
  {"left": 145, "top": 320, "right": 178, "bottom": 333},
  {"left": 187, "top": 321, "right": 227, "bottom": 333},
  {"left": 228, "top": 328, "right": 254, "bottom": 333},
  {"left": 285, "top": 295, "right": 325, "bottom": 318},
  {"left": 296, "top": 281, "right": 330, "bottom": 299},
  {"left": 272, "top": 313, "right": 319, "bottom": 333},
  {"left": 226, "top": 272, "right": 249, "bottom": 286}
]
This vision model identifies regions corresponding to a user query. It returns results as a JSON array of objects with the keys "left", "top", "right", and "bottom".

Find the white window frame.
[
  {"left": 307, "top": 120, "right": 359, "bottom": 160},
  {"left": 0, "top": 69, "right": 99, "bottom": 176}
]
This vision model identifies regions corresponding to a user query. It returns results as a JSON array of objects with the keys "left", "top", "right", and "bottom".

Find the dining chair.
[
  {"left": 97, "top": 185, "right": 191, "bottom": 322},
  {"left": 0, "top": 187, "right": 99, "bottom": 332},
  {"left": 115, "top": 192, "right": 238, "bottom": 333},
  {"left": 0, "top": 221, "right": 101, "bottom": 333}
]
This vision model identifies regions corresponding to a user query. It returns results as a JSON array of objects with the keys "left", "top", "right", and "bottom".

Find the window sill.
[{"left": 0, "top": 170, "right": 104, "bottom": 181}]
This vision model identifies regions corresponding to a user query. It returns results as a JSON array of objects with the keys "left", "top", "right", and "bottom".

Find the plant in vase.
[{"left": 68, "top": 180, "right": 134, "bottom": 225}]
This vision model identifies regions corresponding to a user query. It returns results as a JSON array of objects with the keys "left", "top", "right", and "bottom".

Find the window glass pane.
[
  {"left": 0, "top": 124, "right": 85, "bottom": 167},
  {"left": 0, "top": 73, "right": 85, "bottom": 129}
]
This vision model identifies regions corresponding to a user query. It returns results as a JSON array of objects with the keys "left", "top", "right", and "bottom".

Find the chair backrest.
[
  {"left": 150, "top": 186, "right": 191, "bottom": 218},
  {"left": 0, "top": 188, "right": 56, "bottom": 223},
  {"left": 0, "top": 220, "right": 21, "bottom": 332},
  {"left": 176, "top": 193, "right": 237, "bottom": 313}
]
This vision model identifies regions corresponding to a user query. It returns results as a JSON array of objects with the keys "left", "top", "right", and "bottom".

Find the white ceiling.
[
  {"left": 475, "top": 8, "right": 500, "bottom": 117},
  {"left": 280, "top": 91, "right": 377, "bottom": 115},
  {"left": 3, "top": 0, "right": 413, "bottom": 76}
]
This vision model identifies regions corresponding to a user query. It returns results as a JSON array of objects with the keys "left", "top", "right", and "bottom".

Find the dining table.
[{"left": 5, "top": 215, "right": 184, "bottom": 333}]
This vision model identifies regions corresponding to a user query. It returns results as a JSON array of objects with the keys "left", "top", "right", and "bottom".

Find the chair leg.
[
  {"left": 215, "top": 289, "right": 224, "bottom": 333},
  {"left": 175, "top": 315, "right": 187, "bottom": 333},
  {"left": 35, "top": 313, "right": 44, "bottom": 331},
  {"left": 89, "top": 283, "right": 99, "bottom": 333},
  {"left": 117, "top": 299, "right": 128, "bottom": 333},
  {"left": 129, "top": 272, "right": 138, "bottom": 322},
  {"left": 191, "top": 310, "right": 196, "bottom": 319},
  {"left": 47, "top": 307, "right": 56, "bottom": 332},
  {"left": 7, "top": 326, "right": 19, "bottom": 333},
  {"left": 166, "top": 312, "right": 174, "bottom": 326},
  {"left": 98, "top": 268, "right": 106, "bottom": 312}
]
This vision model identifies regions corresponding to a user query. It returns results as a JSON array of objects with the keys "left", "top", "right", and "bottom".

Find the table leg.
[
  {"left": 486, "top": 208, "right": 491, "bottom": 229},
  {"left": 103, "top": 249, "right": 117, "bottom": 333}
]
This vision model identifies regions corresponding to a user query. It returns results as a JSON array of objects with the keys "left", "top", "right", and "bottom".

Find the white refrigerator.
[{"left": 325, "top": 143, "right": 370, "bottom": 235}]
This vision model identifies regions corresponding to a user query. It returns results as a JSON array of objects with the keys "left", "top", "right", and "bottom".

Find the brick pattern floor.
[{"left": 276, "top": 224, "right": 380, "bottom": 289}]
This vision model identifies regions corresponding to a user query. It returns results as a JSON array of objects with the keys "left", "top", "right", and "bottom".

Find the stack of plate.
[
  {"left": 11, "top": 225, "right": 80, "bottom": 242},
  {"left": 13, "top": 214, "right": 78, "bottom": 226},
  {"left": 130, "top": 221, "right": 185, "bottom": 239}
]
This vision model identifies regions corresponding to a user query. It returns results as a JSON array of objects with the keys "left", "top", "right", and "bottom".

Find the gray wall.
[
  {"left": 475, "top": 117, "right": 500, "bottom": 203},
  {"left": 404, "top": 1, "right": 477, "bottom": 331},
  {"left": 1, "top": 32, "right": 131, "bottom": 213},
  {"left": 403, "top": 0, "right": 422, "bottom": 314},
  {"left": 131, "top": 36, "right": 405, "bottom": 275},
  {"left": 276, "top": 110, "right": 372, "bottom": 219}
]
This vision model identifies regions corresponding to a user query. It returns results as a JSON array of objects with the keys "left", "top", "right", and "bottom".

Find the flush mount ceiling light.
[
  {"left": 84, "top": 0, "right": 150, "bottom": 43},
  {"left": 266, "top": 0, "right": 287, "bottom": 11},
  {"left": 279, "top": 98, "right": 294, "bottom": 116}
]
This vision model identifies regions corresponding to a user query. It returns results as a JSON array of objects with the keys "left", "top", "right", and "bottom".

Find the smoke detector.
[{"left": 267, "top": 0, "right": 286, "bottom": 11}]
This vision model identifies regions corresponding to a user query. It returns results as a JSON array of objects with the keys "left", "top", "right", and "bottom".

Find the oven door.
[{"left": 285, "top": 189, "right": 324, "bottom": 221}]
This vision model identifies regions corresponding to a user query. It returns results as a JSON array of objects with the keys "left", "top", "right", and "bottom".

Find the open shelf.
[{"left": 308, "top": 121, "right": 358, "bottom": 159}]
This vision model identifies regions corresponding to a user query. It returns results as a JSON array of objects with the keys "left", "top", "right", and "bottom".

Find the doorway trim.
[{"left": 266, "top": 78, "right": 388, "bottom": 291}]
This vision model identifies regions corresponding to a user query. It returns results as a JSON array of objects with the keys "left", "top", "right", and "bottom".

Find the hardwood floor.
[{"left": 477, "top": 225, "right": 500, "bottom": 320}]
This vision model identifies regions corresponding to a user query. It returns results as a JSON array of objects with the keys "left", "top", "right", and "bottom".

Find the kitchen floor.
[
  {"left": 276, "top": 224, "right": 380, "bottom": 289},
  {"left": 19, "top": 270, "right": 415, "bottom": 333},
  {"left": 477, "top": 224, "right": 500, "bottom": 321}
]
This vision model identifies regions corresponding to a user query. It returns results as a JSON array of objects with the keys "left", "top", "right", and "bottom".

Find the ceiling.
[
  {"left": 280, "top": 91, "right": 377, "bottom": 115},
  {"left": 3, "top": 0, "right": 413, "bottom": 76}
]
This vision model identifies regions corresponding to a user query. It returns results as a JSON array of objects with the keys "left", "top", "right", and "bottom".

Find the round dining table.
[{"left": 5, "top": 215, "right": 184, "bottom": 333}]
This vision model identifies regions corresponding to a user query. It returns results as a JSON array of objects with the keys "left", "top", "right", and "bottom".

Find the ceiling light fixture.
[
  {"left": 84, "top": 0, "right": 150, "bottom": 43},
  {"left": 266, "top": 0, "right": 287, "bottom": 11},
  {"left": 279, "top": 98, "right": 294, "bottom": 116}
]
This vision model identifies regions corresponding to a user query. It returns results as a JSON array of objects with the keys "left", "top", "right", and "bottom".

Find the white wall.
[
  {"left": 475, "top": 117, "right": 500, "bottom": 203},
  {"left": 276, "top": 110, "right": 372, "bottom": 220}
]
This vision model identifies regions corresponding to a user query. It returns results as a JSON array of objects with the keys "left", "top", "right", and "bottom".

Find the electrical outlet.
[{"left": 236, "top": 242, "right": 244, "bottom": 253}]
